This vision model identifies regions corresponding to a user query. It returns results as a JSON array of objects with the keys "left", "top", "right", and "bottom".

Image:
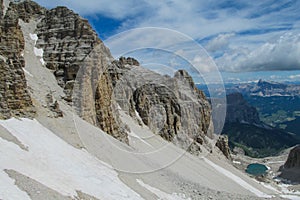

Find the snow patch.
[
  {"left": 40, "top": 58, "right": 46, "bottom": 66},
  {"left": 34, "top": 47, "right": 43, "bottom": 57},
  {"left": 29, "top": 33, "right": 38, "bottom": 45},
  {"left": 0, "top": 118, "right": 142, "bottom": 200},
  {"left": 33, "top": 47, "right": 45, "bottom": 66},
  {"left": 233, "top": 160, "right": 241, "bottom": 165},
  {"left": 267, "top": 161, "right": 285, "bottom": 164},
  {"left": 136, "top": 179, "right": 190, "bottom": 200},
  {"left": 22, "top": 68, "right": 33, "bottom": 77},
  {"left": 135, "top": 110, "right": 144, "bottom": 125},
  {"left": 281, "top": 195, "right": 300, "bottom": 200},
  {"left": 0, "top": 170, "right": 31, "bottom": 200},
  {"left": 30, "top": 33, "right": 45, "bottom": 66}
]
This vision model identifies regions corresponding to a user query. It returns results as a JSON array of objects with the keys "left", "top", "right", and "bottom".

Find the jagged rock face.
[
  {"left": 284, "top": 145, "right": 300, "bottom": 169},
  {"left": 35, "top": 6, "right": 103, "bottom": 88},
  {"left": 216, "top": 135, "right": 231, "bottom": 159},
  {"left": 34, "top": 6, "right": 128, "bottom": 143},
  {"left": 9, "top": 0, "right": 46, "bottom": 23},
  {"left": 174, "top": 70, "right": 212, "bottom": 137},
  {"left": 0, "top": 0, "right": 3, "bottom": 18},
  {"left": 280, "top": 145, "right": 300, "bottom": 182},
  {"left": 133, "top": 83, "right": 181, "bottom": 141},
  {"left": 0, "top": 0, "right": 36, "bottom": 119},
  {"left": 1, "top": 1, "right": 212, "bottom": 148},
  {"left": 112, "top": 64, "right": 212, "bottom": 153},
  {"left": 95, "top": 70, "right": 128, "bottom": 144},
  {"left": 0, "top": 59, "right": 34, "bottom": 119},
  {"left": 226, "top": 93, "right": 260, "bottom": 124}
]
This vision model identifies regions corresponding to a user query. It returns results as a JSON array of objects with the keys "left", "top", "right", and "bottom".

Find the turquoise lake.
[{"left": 245, "top": 163, "right": 268, "bottom": 176}]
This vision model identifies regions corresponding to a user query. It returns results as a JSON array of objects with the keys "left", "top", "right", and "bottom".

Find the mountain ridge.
[
  {"left": 226, "top": 79, "right": 300, "bottom": 97},
  {"left": 0, "top": 0, "right": 297, "bottom": 199}
]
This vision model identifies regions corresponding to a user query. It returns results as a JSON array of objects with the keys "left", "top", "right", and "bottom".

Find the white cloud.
[
  {"left": 289, "top": 74, "right": 300, "bottom": 79},
  {"left": 206, "top": 33, "right": 235, "bottom": 52},
  {"left": 217, "top": 32, "right": 300, "bottom": 72}
]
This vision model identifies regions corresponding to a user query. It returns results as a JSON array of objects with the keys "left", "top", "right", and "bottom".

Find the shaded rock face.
[
  {"left": 216, "top": 135, "right": 231, "bottom": 159},
  {"left": 0, "top": 0, "right": 3, "bottom": 18},
  {"left": 133, "top": 83, "right": 181, "bottom": 141},
  {"left": 284, "top": 145, "right": 300, "bottom": 169},
  {"left": 280, "top": 145, "right": 300, "bottom": 182},
  {"left": 0, "top": 0, "right": 38, "bottom": 119},
  {"left": 226, "top": 93, "right": 260, "bottom": 124},
  {"left": 112, "top": 64, "right": 213, "bottom": 153},
  {"left": 95, "top": 70, "right": 128, "bottom": 144}
]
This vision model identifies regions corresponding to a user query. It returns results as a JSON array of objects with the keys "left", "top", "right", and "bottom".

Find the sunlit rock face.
[{"left": 0, "top": 1, "right": 40, "bottom": 119}]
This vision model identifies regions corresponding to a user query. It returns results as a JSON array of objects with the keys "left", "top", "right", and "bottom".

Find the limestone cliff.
[
  {"left": 35, "top": 6, "right": 103, "bottom": 87},
  {"left": 111, "top": 62, "right": 213, "bottom": 154},
  {"left": 0, "top": 0, "right": 38, "bottom": 119},
  {"left": 1, "top": 0, "right": 214, "bottom": 150},
  {"left": 34, "top": 5, "right": 128, "bottom": 143}
]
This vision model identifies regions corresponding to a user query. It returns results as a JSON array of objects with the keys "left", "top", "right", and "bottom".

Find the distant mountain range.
[{"left": 226, "top": 79, "right": 300, "bottom": 97}]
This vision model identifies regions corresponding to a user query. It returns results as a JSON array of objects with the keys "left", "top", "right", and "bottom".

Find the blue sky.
[{"left": 34, "top": 0, "right": 300, "bottom": 83}]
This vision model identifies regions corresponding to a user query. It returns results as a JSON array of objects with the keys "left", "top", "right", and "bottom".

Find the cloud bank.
[
  {"left": 34, "top": 0, "right": 300, "bottom": 72},
  {"left": 217, "top": 32, "right": 300, "bottom": 72}
]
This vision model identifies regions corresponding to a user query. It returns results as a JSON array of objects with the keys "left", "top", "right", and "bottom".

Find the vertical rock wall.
[{"left": 0, "top": 0, "right": 36, "bottom": 119}]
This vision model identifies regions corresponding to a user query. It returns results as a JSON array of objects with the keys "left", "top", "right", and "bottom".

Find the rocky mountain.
[
  {"left": 280, "top": 145, "right": 300, "bottom": 182},
  {"left": 0, "top": 1, "right": 297, "bottom": 199},
  {"left": 226, "top": 93, "right": 261, "bottom": 125},
  {"left": 0, "top": 0, "right": 36, "bottom": 119},
  {"left": 227, "top": 79, "right": 300, "bottom": 97},
  {"left": 283, "top": 145, "right": 300, "bottom": 169},
  {"left": 0, "top": 0, "right": 214, "bottom": 153},
  {"left": 111, "top": 65, "right": 213, "bottom": 154}
]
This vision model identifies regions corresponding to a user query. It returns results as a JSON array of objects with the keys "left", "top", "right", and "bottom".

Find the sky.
[{"left": 34, "top": 0, "right": 300, "bottom": 83}]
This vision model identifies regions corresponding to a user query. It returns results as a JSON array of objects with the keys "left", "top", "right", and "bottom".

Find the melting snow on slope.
[
  {"left": 29, "top": 33, "right": 45, "bottom": 66},
  {"left": 29, "top": 33, "right": 38, "bottom": 45},
  {"left": 0, "top": 118, "right": 142, "bottom": 200},
  {"left": 34, "top": 47, "right": 43, "bottom": 57},
  {"left": 136, "top": 179, "right": 191, "bottom": 200}
]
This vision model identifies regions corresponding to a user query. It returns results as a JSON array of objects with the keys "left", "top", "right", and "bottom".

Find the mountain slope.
[
  {"left": 223, "top": 123, "right": 299, "bottom": 157},
  {"left": 0, "top": 0, "right": 295, "bottom": 199},
  {"left": 223, "top": 93, "right": 300, "bottom": 157}
]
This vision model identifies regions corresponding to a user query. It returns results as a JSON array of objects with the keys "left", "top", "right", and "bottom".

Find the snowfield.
[{"left": 0, "top": 118, "right": 142, "bottom": 200}]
